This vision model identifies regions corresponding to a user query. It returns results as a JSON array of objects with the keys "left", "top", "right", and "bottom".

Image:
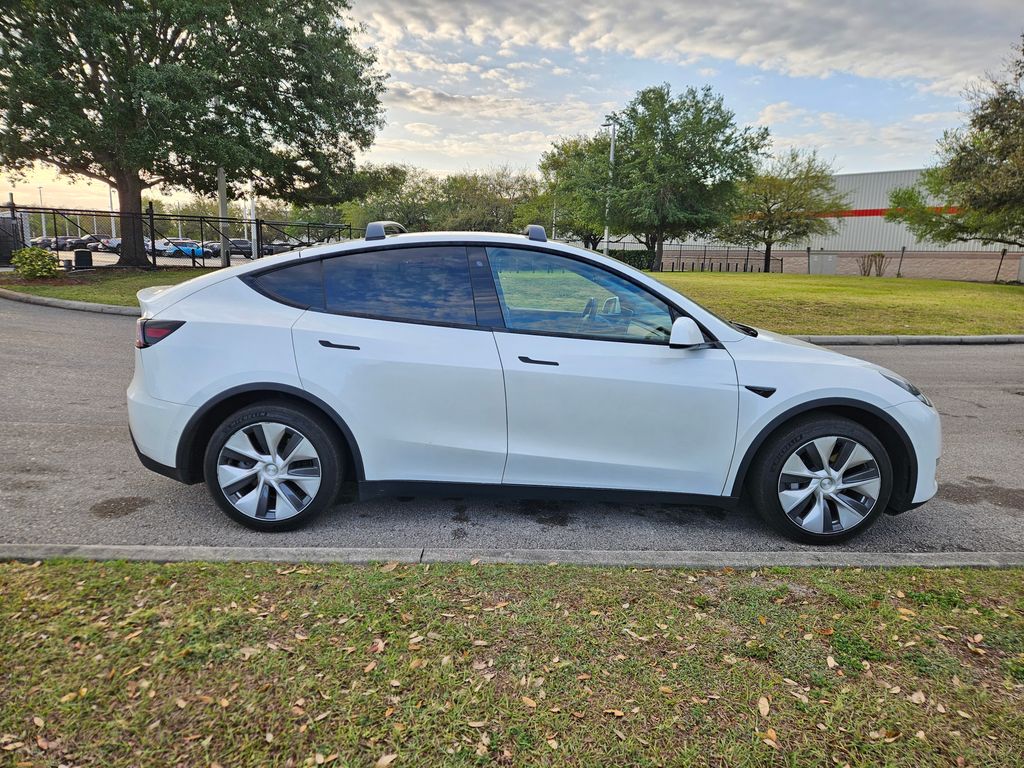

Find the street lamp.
[
  {"left": 108, "top": 186, "right": 117, "bottom": 238},
  {"left": 38, "top": 186, "right": 46, "bottom": 238},
  {"left": 601, "top": 113, "right": 618, "bottom": 257}
]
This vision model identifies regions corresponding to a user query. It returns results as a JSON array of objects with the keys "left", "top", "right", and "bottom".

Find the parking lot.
[{"left": 1, "top": 296, "right": 1022, "bottom": 557}]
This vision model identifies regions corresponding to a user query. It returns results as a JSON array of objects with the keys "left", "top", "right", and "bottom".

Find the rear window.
[
  {"left": 250, "top": 259, "right": 324, "bottom": 309},
  {"left": 321, "top": 246, "right": 476, "bottom": 325}
]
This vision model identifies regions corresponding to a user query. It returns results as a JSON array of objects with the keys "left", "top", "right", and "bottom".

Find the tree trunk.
[
  {"left": 646, "top": 230, "right": 664, "bottom": 271},
  {"left": 762, "top": 241, "right": 773, "bottom": 273},
  {"left": 115, "top": 173, "right": 150, "bottom": 267}
]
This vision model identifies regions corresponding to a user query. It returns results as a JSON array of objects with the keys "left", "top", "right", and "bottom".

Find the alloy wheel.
[
  {"left": 777, "top": 436, "right": 882, "bottom": 535},
  {"left": 216, "top": 421, "right": 322, "bottom": 521}
]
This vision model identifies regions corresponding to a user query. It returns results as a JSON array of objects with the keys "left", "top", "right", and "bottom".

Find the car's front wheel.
[
  {"left": 203, "top": 401, "right": 344, "bottom": 531},
  {"left": 749, "top": 415, "right": 892, "bottom": 543}
]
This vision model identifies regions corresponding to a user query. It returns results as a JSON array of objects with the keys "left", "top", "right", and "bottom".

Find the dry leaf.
[
  {"left": 757, "top": 696, "right": 770, "bottom": 718},
  {"left": 364, "top": 661, "right": 378, "bottom": 673},
  {"left": 957, "top": 710, "right": 973, "bottom": 720},
  {"left": 909, "top": 691, "right": 926, "bottom": 705},
  {"left": 758, "top": 615, "right": 767, "bottom": 625},
  {"left": 470, "top": 558, "right": 481, "bottom": 566},
  {"left": 369, "top": 638, "right": 386, "bottom": 654},
  {"left": 32, "top": 717, "right": 44, "bottom": 728},
  {"left": 175, "top": 698, "right": 187, "bottom": 709},
  {"left": 264, "top": 731, "right": 273, "bottom": 743},
  {"left": 468, "top": 720, "right": 487, "bottom": 728},
  {"left": 547, "top": 739, "right": 559, "bottom": 750},
  {"left": 374, "top": 755, "right": 398, "bottom": 768},
  {"left": 826, "top": 656, "right": 837, "bottom": 669},
  {"left": 658, "top": 686, "right": 673, "bottom": 694},
  {"left": 522, "top": 697, "right": 537, "bottom": 709},
  {"left": 379, "top": 562, "right": 398, "bottom": 572}
]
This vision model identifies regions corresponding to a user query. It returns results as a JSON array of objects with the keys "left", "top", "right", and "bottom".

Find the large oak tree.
[
  {"left": 0, "top": 0, "right": 385, "bottom": 265},
  {"left": 610, "top": 84, "right": 768, "bottom": 269},
  {"left": 886, "top": 36, "right": 1024, "bottom": 256}
]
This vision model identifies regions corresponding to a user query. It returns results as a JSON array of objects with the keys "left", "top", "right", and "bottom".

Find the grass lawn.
[
  {"left": 0, "top": 268, "right": 217, "bottom": 308},
  {"left": 0, "top": 266, "right": 1021, "bottom": 336},
  {"left": 1, "top": 560, "right": 1022, "bottom": 767}
]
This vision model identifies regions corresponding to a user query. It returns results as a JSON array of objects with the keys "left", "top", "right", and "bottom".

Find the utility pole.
[
  {"left": 602, "top": 114, "right": 617, "bottom": 257},
  {"left": 38, "top": 186, "right": 46, "bottom": 238},
  {"left": 214, "top": 96, "right": 230, "bottom": 267},
  {"left": 108, "top": 186, "right": 117, "bottom": 238}
]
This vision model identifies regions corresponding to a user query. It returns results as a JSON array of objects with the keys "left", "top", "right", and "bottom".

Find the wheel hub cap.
[
  {"left": 216, "top": 422, "right": 322, "bottom": 521},
  {"left": 777, "top": 435, "right": 882, "bottom": 535}
]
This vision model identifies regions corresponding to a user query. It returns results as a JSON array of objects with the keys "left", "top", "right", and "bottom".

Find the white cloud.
[
  {"left": 755, "top": 101, "right": 808, "bottom": 126},
  {"left": 353, "top": 0, "right": 1015, "bottom": 95},
  {"left": 697, "top": 67, "right": 719, "bottom": 77},
  {"left": 405, "top": 122, "right": 441, "bottom": 137}
]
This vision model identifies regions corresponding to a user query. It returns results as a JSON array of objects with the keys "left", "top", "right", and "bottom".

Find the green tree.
[
  {"left": 718, "top": 149, "right": 849, "bottom": 271},
  {"left": 0, "top": 0, "right": 385, "bottom": 265},
  {"left": 610, "top": 84, "right": 769, "bottom": 269},
  {"left": 518, "top": 135, "right": 609, "bottom": 248},
  {"left": 886, "top": 36, "right": 1024, "bottom": 251},
  {"left": 355, "top": 166, "right": 441, "bottom": 232},
  {"left": 437, "top": 167, "right": 539, "bottom": 232}
]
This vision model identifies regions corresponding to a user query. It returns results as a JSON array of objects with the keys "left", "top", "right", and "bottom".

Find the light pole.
[
  {"left": 108, "top": 186, "right": 117, "bottom": 238},
  {"left": 602, "top": 114, "right": 618, "bottom": 257},
  {"left": 38, "top": 186, "right": 46, "bottom": 238}
]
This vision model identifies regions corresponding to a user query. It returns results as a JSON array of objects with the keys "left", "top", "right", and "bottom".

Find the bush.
[
  {"left": 608, "top": 249, "right": 654, "bottom": 271},
  {"left": 11, "top": 246, "right": 60, "bottom": 279}
]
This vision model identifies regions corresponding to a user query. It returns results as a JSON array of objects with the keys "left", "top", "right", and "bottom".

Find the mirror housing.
[{"left": 669, "top": 316, "right": 706, "bottom": 349}]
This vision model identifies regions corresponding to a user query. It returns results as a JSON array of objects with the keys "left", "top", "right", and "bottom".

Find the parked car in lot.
[
  {"left": 128, "top": 223, "right": 940, "bottom": 542},
  {"left": 201, "top": 239, "right": 265, "bottom": 258},
  {"left": 66, "top": 233, "right": 105, "bottom": 250},
  {"left": 29, "top": 236, "right": 53, "bottom": 249},
  {"left": 155, "top": 238, "right": 207, "bottom": 259}
]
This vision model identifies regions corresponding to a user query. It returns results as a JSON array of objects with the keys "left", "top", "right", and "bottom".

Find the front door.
[{"left": 486, "top": 247, "right": 739, "bottom": 496}]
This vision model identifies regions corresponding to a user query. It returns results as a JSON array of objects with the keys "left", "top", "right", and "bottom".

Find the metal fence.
[{"left": 2, "top": 201, "right": 357, "bottom": 268}]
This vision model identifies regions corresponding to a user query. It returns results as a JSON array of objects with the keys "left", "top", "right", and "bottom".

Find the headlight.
[{"left": 880, "top": 372, "right": 933, "bottom": 408}]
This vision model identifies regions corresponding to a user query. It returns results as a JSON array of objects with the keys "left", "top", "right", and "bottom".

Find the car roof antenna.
[
  {"left": 365, "top": 221, "right": 408, "bottom": 241},
  {"left": 523, "top": 224, "right": 547, "bottom": 242}
]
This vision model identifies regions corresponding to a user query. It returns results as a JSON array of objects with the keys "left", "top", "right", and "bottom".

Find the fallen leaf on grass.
[
  {"left": 468, "top": 721, "right": 487, "bottom": 728},
  {"left": 604, "top": 709, "right": 624, "bottom": 717},
  {"left": 379, "top": 562, "right": 398, "bottom": 572},
  {"left": 757, "top": 697, "right": 770, "bottom": 718},
  {"left": 547, "top": 739, "right": 559, "bottom": 750},
  {"left": 957, "top": 710, "right": 973, "bottom": 720},
  {"left": 32, "top": 717, "right": 43, "bottom": 728},
  {"left": 909, "top": 691, "right": 926, "bottom": 705},
  {"left": 375, "top": 755, "right": 398, "bottom": 768},
  {"left": 826, "top": 656, "right": 838, "bottom": 669},
  {"left": 522, "top": 697, "right": 537, "bottom": 709},
  {"left": 364, "top": 661, "right": 377, "bottom": 673},
  {"left": 369, "top": 638, "right": 386, "bottom": 654},
  {"left": 239, "top": 646, "right": 261, "bottom": 660},
  {"left": 658, "top": 686, "right": 673, "bottom": 694}
]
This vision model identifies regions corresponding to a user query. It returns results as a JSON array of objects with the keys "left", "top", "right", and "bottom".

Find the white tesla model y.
[{"left": 128, "top": 223, "right": 940, "bottom": 542}]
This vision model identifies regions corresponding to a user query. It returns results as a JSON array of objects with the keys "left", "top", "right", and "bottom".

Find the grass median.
[
  {"left": 1, "top": 559, "right": 1022, "bottom": 766},
  {"left": 1, "top": 266, "right": 1021, "bottom": 336}
]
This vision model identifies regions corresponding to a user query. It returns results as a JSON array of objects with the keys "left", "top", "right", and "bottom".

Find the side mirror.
[{"left": 669, "top": 316, "right": 705, "bottom": 349}]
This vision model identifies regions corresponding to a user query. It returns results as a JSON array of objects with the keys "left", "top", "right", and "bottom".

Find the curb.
[
  {"left": 1, "top": 544, "right": 1023, "bottom": 569},
  {"left": 0, "top": 289, "right": 1022, "bottom": 345},
  {"left": 0, "top": 286, "right": 140, "bottom": 316}
]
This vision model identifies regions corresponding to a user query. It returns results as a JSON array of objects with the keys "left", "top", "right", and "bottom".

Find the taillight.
[{"left": 135, "top": 319, "right": 185, "bottom": 348}]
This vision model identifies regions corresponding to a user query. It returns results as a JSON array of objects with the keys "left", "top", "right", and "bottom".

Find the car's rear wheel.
[
  {"left": 203, "top": 401, "right": 344, "bottom": 531},
  {"left": 749, "top": 415, "right": 892, "bottom": 543}
]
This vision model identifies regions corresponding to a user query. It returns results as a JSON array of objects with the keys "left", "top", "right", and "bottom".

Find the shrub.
[
  {"left": 11, "top": 246, "right": 60, "bottom": 279},
  {"left": 608, "top": 249, "right": 654, "bottom": 271}
]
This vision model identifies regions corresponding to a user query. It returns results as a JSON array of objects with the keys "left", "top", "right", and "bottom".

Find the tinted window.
[
  {"left": 322, "top": 246, "right": 476, "bottom": 325},
  {"left": 487, "top": 248, "right": 674, "bottom": 343},
  {"left": 252, "top": 259, "right": 324, "bottom": 309}
]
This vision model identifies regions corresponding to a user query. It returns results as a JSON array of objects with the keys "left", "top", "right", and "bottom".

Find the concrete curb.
[
  {"left": 1, "top": 543, "right": 1023, "bottom": 568},
  {"left": 794, "top": 333, "right": 1024, "bottom": 345},
  {"left": 1, "top": 289, "right": 1021, "bottom": 344},
  {"left": 0, "top": 286, "right": 141, "bottom": 316}
]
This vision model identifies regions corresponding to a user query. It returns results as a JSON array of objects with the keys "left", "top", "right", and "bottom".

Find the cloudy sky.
[{"left": 5, "top": 0, "right": 1020, "bottom": 208}]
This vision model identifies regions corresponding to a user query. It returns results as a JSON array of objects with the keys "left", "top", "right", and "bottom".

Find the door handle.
[
  {"left": 319, "top": 339, "right": 360, "bottom": 351},
  {"left": 518, "top": 355, "right": 558, "bottom": 366}
]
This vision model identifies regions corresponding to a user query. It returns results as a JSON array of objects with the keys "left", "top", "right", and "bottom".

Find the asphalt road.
[{"left": 1, "top": 297, "right": 1022, "bottom": 555}]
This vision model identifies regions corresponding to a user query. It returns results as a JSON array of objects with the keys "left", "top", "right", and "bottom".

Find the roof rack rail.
[
  {"left": 523, "top": 224, "right": 547, "bottom": 242},
  {"left": 365, "top": 221, "right": 408, "bottom": 241}
]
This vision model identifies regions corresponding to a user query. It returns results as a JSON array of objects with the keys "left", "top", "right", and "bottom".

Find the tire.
[
  {"left": 749, "top": 415, "right": 892, "bottom": 544},
  {"left": 203, "top": 401, "right": 345, "bottom": 531}
]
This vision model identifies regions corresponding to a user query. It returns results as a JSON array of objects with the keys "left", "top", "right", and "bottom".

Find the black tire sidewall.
[
  {"left": 202, "top": 402, "right": 344, "bottom": 531},
  {"left": 750, "top": 416, "right": 893, "bottom": 544}
]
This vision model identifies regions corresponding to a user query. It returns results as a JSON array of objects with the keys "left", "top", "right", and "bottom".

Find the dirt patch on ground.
[{"left": 89, "top": 496, "right": 154, "bottom": 518}]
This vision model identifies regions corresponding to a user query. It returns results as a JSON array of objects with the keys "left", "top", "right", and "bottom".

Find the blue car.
[{"left": 156, "top": 238, "right": 208, "bottom": 258}]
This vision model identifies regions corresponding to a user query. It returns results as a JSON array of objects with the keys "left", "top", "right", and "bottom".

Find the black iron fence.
[{"left": 2, "top": 201, "right": 357, "bottom": 268}]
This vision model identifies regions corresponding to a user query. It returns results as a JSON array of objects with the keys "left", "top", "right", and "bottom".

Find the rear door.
[
  {"left": 284, "top": 246, "right": 508, "bottom": 484},
  {"left": 486, "top": 246, "right": 739, "bottom": 496}
]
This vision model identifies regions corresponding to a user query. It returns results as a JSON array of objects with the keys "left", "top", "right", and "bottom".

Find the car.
[
  {"left": 127, "top": 223, "right": 940, "bottom": 542},
  {"left": 66, "top": 233, "right": 104, "bottom": 250},
  {"left": 29, "top": 236, "right": 53, "bottom": 249},
  {"left": 200, "top": 238, "right": 267, "bottom": 259},
  {"left": 155, "top": 238, "right": 206, "bottom": 259}
]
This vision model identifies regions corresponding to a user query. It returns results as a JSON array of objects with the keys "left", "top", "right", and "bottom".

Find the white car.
[{"left": 127, "top": 223, "right": 940, "bottom": 542}]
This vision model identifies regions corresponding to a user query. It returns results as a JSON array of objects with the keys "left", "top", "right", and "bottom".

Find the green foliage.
[
  {"left": 718, "top": 149, "right": 850, "bottom": 271},
  {"left": 609, "top": 84, "right": 769, "bottom": 268},
  {"left": 353, "top": 166, "right": 539, "bottom": 233},
  {"left": 886, "top": 35, "right": 1024, "bottom": 250},
  {"left": 10, "top": 246, "right": 60, "bottom": 279},
  {"left": 0, "top": 0, "right": 386, "bottom": 265},
  {"left": 520, "top": 135, "right": 610, "bottom": 247},
  {"left": 606, "top": 250, "right": 653, "bottom": 270}
]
